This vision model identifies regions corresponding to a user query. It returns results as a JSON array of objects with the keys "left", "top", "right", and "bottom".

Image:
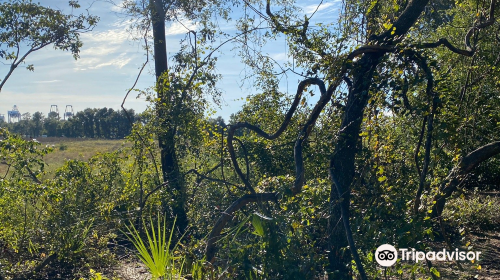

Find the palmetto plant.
[{"left": 124, "top": 217, "right": 185, "bottom": 280}]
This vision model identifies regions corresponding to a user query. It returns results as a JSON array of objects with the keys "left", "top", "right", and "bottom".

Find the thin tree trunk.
[{"left": 150, "top": 0, "right": 188, "bottom": 232}]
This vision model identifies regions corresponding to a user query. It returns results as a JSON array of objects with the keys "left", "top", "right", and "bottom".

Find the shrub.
[
  {"left": 443, "top": 193, "right": 500, "bottom": 232},
  {"left": 59, "top": 143, "right": 68, "bottom": 151}
]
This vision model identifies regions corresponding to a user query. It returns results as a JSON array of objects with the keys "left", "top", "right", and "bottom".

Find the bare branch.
[
  {"left": 405, "top": 51, "right": 437, "bottom": 214},
  {"left": 346, "top": 45, "right": 396, "bottom": 60},
  {"left": 413, "top": 38, "right": 475, "bottom": 56},
  {"left": 233, "top": 137, "right": 250, "bottom": 181},
  {"left": 184, "top": 168, "right": 241, "bottom": 189},
  {"left": 265, "top": 0, "right": 327, "bottom": 57},
  {"left": 120, "top": 26, "right": 162, "bottom": 185},
  {"left": 140, "top": 181, "right": 168, "bottom": 210},
  {"left": 330, "top": 175, "right": 368, "bottom": 280}
]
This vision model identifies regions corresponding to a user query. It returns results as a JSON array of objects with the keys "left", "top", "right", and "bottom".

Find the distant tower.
[
  {"left": 49, "top": 105, "right": 59, "bottom": 119},
  {"left": 0, "top": 114, "right": 5, "bottom": 122},
  {"left": 64, "top": 105, "right": 74, "bottom": 120},
  {"left": 7, "top": 105, "right": 21, "bottom": 123}
]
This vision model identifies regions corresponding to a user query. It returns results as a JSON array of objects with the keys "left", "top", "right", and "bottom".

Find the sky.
[{"left": 0, "top": 0, "right": 339, "bottom": 121}]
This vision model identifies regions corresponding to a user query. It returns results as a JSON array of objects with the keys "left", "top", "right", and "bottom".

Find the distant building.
[
  {"left": 7, "top": 105, "right": 21, "bottom": 123},
  {"left": 64, "top": 105, "right": 74, "bottom": 120}
]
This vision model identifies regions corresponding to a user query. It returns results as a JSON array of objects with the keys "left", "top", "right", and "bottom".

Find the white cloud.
[
  {"left": 90, "top": 53, "right": 133, "bottom": 69},
  {"left": 76, "top": 24, "right": 136, "bottom": 71},
  {"left": 303, "top": 2, "right": 336, "bottom": 15},
  {"left": 82, "top": 28, "right": 130, "bottom": 44},
  {"left": 32, "top": 80, "right": 60, "bottom": 84},
  {"left": 76, "top": 52, "right": 133, "bottom": 70},
  {"left": 270, "top": 52, "right": 288, "bottom": 62},
  {"left": 82, "top": 45, "right": 121, "bottom": 57},
  {"left": 111, "top": 19, "right": 133, "bottom": 28},
  {"left": 165, "top": 20, "right": 197, "bottom": 36}
]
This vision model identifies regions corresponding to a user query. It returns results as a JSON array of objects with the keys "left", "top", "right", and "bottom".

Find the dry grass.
[{"left": 0, "top": 138, "right": 130, "bottom": 177}]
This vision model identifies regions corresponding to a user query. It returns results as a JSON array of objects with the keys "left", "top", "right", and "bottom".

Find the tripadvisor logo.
[
  {"left": 375, "top": 244, "right": 481, "bottom": 267},
  {"left": 375, "top": 244, "right": 398, "bottom": 266}
]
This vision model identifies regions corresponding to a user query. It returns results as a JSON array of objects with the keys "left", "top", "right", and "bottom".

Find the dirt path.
[
  {"left": 433, "top": 231, "right": 500, "bottom": 280},
  {"left": 110, "top": 260, "right": 151, "bottom": 280}
]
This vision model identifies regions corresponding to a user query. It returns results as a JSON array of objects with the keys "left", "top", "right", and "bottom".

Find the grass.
[{"left": 0, "top": 138, "right": 129, "bottom": 177}]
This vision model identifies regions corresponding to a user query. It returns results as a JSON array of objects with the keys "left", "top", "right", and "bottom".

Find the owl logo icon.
[{"left": 375, "top": 244, "right": 398, "bottom": 266}]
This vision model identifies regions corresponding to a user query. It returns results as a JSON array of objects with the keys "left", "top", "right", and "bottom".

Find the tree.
[
  {"left": 120, "top": 0, "right": 229, "bottom": 232},
  {"left": 202, "top": 0, "right": 500, "bottom": 278},
  {"left": 0, "top": 0, "right": 98, "bottom": 91},
  {"left": 31, "top": 112, "right": 44, "bottom": 137},
  {"left": 44, "top": 117, "right": 59, "bottom": 137}
]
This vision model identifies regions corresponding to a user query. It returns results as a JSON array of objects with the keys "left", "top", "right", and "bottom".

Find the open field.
[{"left": 0, "top": 138, "right": 130, "bottom": 176}]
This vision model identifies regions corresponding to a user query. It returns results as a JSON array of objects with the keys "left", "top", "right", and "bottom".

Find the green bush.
[
  {"left": 59, "top": 143, "right": 68, "bottom": 151},
  {"left": 443, "top": 193, "right": 500, "bottom": 232}
]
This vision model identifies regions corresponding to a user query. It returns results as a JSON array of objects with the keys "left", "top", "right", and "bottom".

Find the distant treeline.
[{"left": 0, "top": 107, "right": 136, "bottom": 139}]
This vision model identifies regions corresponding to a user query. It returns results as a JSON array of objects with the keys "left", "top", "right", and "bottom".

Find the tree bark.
[
  {"left": 150, "top": 0, "right": 188, "bottom": 232},
  {"left": 327, "top": 0, "right": 432, "bottom": 277},
  {"left": 328, "top": 52, "right": 382, "bottom": 280}
]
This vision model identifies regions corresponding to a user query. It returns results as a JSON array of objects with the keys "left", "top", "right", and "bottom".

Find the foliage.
[
  {"left": 2, "top": 0, "right": 500, "bottom": 279},
  {"left": 0, "top": 129, "right": 139, "bottom": 278},
  {"left": 124, "top": 217, "right": 185, "bottom": 280},
  {"left": 443, "top": 193, "right": 500, "bottom": 232},
  {"left": 2, "top": 107, "right": 136, "bottom": 138},
  {"left": 0, "top": 0, "right": 98, "bottom": 91}
]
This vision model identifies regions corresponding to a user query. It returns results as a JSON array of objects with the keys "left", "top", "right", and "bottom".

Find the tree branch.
[
  {"left": 378, "top": 0, "right": 431, "bottom": 40},
  {"left": 412, "top": 0, "right": 497, "bottom": 56},
  {"left": 414, "top": 116, "right": 427, "bottom": 177},
  {"left": 413, "top": 38, "right": 475, "bottom": 56},
  {"left": 407, "top": 51, "right": 437, "bottom": 214},
  {"left": 433, "top": 141, "right": 500, "bottom": 216},
  {"left": 139, "top": 181, "right": 168, "bottom": 210},
  {"left": 330, "top": 175, "right": 368, "bottom": 280},
  {"left": 346, "top": 45, "right": 396, "bottom": 60},
  {"left": 184, "top": 168, "right": 241, "bottom": 188},
  {"left": 227, "top": 78, "right": 327, "bottom": 194},
  {"left": 207, "top": 76, "right": 344, "bottom": 263}
]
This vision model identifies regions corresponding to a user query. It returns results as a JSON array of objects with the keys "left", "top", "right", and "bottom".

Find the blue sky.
[{"left": 0, "top": 0, "right": 339, "bottom": 121}]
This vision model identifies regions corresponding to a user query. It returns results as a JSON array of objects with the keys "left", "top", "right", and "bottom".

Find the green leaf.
[
  {"left": 252, "top": 213, "right": 265, "bottom": 236},
  {"left": 430, "top": 267, "right": 440, "bottom": 277}
]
